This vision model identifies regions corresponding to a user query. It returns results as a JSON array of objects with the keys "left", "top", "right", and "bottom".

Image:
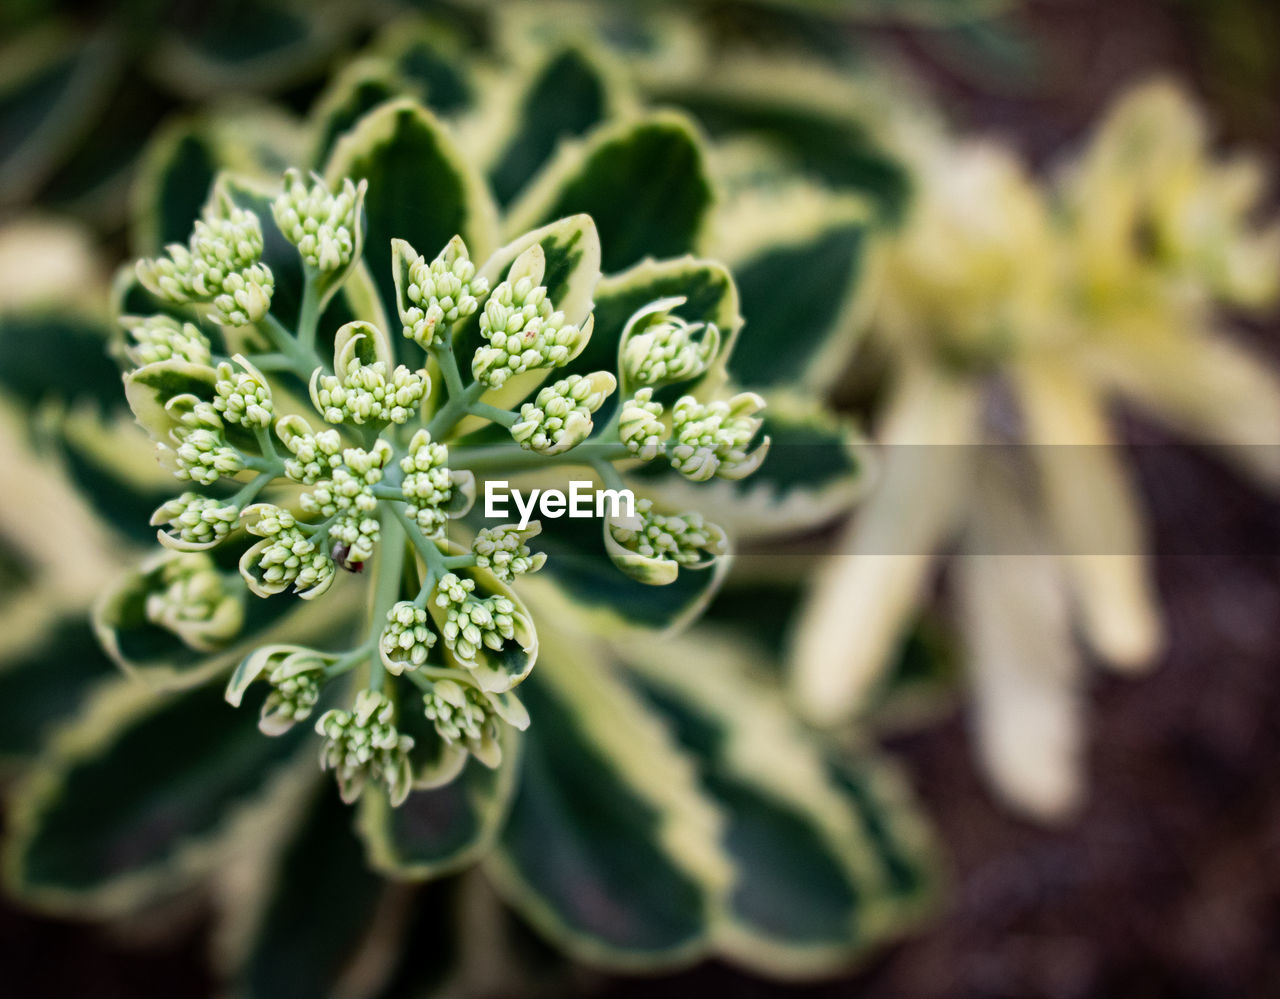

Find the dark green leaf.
[
  {"left": 489, "top": 47, "right": 612, "bottom": 206},
  {"left": 324, "top": 100, "right": 498, "bottom": 331},
  {"left": 508, "top": 113, "right": 713, "bottom": 273},
  {"left": 5, "top": 677, "right": 313, "bottom": 912}
]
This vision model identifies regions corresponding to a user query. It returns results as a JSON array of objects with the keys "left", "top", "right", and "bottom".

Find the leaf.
[
  {"left": 220, "top": 780, "right": 398, "bottom": 999},
  {"left": 505, "top": 112, "right": 714, "bottom": 273},
  {"left": 122, "top": 356, "right": 217, "bottom": 442},
  {"left": 309, "top": 61, "right": 405, "bottom": 168},
  {"left": 0, "top": 310, "right": 122, "bottom": 415},
  {"left": 130, "top": 121, "right": 224, "bottom": 257},
  {"left": 94, "top": 546, "right": 361, "bottom": 690},
  {"left": 3, "top": 677, "right": 314, "bottom": 914},
  {"left": 147, "top": 0, "right": 339, "bottom": 99},
  {"left": 324, "top": 99, "right": 499, "bottom": 331},
  {"left": 488, "top": 46, "right": 617, "bottom": 207},
  {"left": 0, "top": 614, "right": 116, "bottom": 767},
  {"left": 790, "top": 364, "right": 981, "bottom": 724},
  {"left": 646, "top": 60, "right": 910, "bottom": 222},
  {"left": 0, "top": 26, "right": 123, "bottom": 204},
  {"left": 213, "top": 172, "right": 307, "bottom": 332},
  {"left": 621, "top": 633, "right": 942, "bottom": 975},
  {"left": 357, "top": 727, "right": 520, "bottom": 881},
  {"left": 381, "top": 21, "right": 476, "bottom": 117},
  {"left": 483, "top": 627, "right": 731, "bottom": 968},
  {"left": 723, "top": 199, "right": 870, "bottom": 392}
]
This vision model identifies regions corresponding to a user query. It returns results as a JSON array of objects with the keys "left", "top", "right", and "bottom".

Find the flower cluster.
[
  {"left": 271, "top": 170, "right": 366, "bottom": 273},
  {"left": 399, "top": 430, "right": 454, "bottom": 537},
  {"left": 510, "top": 371, "right": 616, "bottom": 455},
  {"left": 316, "top": 690, "right": 414, "bottom": 806},
  {"left": 396, "top": 236, "right": 488, "bottom": 347},
  {"left": 471, "top": 524, "right": 547, "bottom": 582},
  {"left": 435, "top": 572, "right": 522, "bottom": 667},
  {"left": 380, "top": 601, "right": 437, "bottom": 674},
  {"left": 619, "top": 296, "right": 719, "bottom": 390},
  {"left": 121, "top": 315, "right": 211, "bottom": 367},
  {"left": 165, "top": 398, "right": 243, "bottom": 485},
  {"left": 114, "top": 166, "right": 765, "bottom": 807},
  {"left": 472, "top": 244, "right": 590, "bottom": 387},
  {"left": 240, "top": 504, "right": 336, "bottom": 599},
  {"left": 136, "top": 196, "right": 274, "bottom": 326},
  {"left": 151, "top": 492, "right": 239, "bottom": 550},
  {"left": 669, "top": 392, "right": 770, "bottom": 481},
  {"left": 609, "top": 498, "right": 728, "bottom": 569},
  {"left": 310, "top": 328, "right": 428, "bottom": 425}
]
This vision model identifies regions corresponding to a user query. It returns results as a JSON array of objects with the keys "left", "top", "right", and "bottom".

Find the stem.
[
  {"left": 590, "top": 457, "right": 630, "bottom": 495},
  {"left": 240, "top": 453, "right": 285, "bottom": 475},
  {"left": 425, "top": 380, "right": 486, "bottom": 439},
  {"left": 245, "top": 352, "right": 295, "bottom": 372},
  {"left": 230, "top": 470, "right": 274, "bottom": 507},
  {"left": 390, "top": 504, "right": 450, "bottom": 587},
  {"left": 366, "top": 512, "right": 407, "bottom": 694},
  {"left": 469, "top": 401, "right": 518, "bottom": 428},
  {"left": 442, "top": 554, "right": 477, "bottom": 570},
  {"left": 297, "top": 271, "right": 320, "bottom": 353},
  {"left": 259, "top": 311, "right": 326, "bottom": 376},
  {"left": 450, "top": 441, "right": 631, "bottom": 474},
  {"left": 253, "top": 424, "right": 279, "bottom": 462}
]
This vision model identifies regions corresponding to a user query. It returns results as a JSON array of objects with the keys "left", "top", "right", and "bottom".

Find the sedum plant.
[
  {"left": 789, "top": 78, "right": 1280, "bottom": 820},
  {"left": 109, "top": 158, "right": 771, "bottom": 809},
  {"left": 1, "top": 39, "right": 935, "bottom": 990}
]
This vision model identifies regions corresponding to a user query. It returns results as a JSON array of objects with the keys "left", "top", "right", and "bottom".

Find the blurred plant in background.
[{"left": 791, "top": 77, "right": 1280, "bottom": 820}]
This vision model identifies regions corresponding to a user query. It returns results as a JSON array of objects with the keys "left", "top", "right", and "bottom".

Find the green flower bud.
[
  {"left": 379, "top": 601, "right": 438, "bottom": 674},
  {"left": 276, "top": 414, "right": 343, "bottom": 484},
  {"left": 606, "top": 498, "right": 727, "bottom": 585},
  {"left": 434, "top": 572, "right": 519, "bottom": 668},
  {"left": 121, "top": 314, "right": 211, "bottom": 367},
  {"left": 396, "top": 235, "right": 489, "bottom": 348},
  {"left": 670, "top": 391, "right": 770, "bottom": 481},
  {"left": 399, "top": 429, "right": 452, "bottom": 537},
  {"left": 472, "top": 523, "right": 547, "bottom": 582},
  {"left": 619, "top": 296, "right": 719, "bottom": 391},
  {"left": 310, "top": 324, "right": 428, "bottom": 425},
  {"left": 299, "top": 440, "right": 393, "bottom": 568},
  {"left": 422, "top": 678, "right": 505, "bottom": 767},
  {"left": 316, "top": 689, "right": 414, "bottom": 805},
  {"left": 136, "top": 199, "right": 274, "bottom": 326},
  {"left": 239, "top": 503, "right": 336, "bottom": 599},
  {"left": 260, "top": 649, "right": 327, "bottom": 735},
  {"left": 510, "top": 371, "right": 616, "bottom": 455},
  {"left": 214, "top": 354, "right": 274, "bottom": 429},
  {"left": 619, "top": 388, "right": 666, "bottom": 461},
  {"left": 271, "top": 170, "right": 366, "bottom": 273},
  {"left": 145, "top": 553, "right": 245, "bottom": 651},
  {"left": 472, "top": 244, "right": 591, "bottom": 388},
  {"left": 151, "top": 492, "right": 239, "bottom": 551},
  {"left": 165, "top": 396, "right": 243, "bottom": 485}
]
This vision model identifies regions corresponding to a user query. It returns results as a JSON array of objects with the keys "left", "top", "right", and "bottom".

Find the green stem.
[
  {"left": 245, "top": 351, "right": 294, "bottom": 372},
  {"left": 297, "top": 271, "right": 320, "bottom": 353},
  {"left": 590, "top": 456, "right": 630, "bottom": 495},
  {"left": 253, "top": 424, "right": 279, "bottom": 462},
  {"left": 259, "top": 311, "right": 326, "bottom": 376},
  {"left": 425, "top": 380, "right": 486, "bottom": 439},
  {"left": 469, "top": 400, "right": 518, "bottom": 428},
  {"left": 450, "top": 441, "right": 631, "bottom": 474},
  {"left": 390, "top": 504, "right": 449, "bottom": 587},
  {"left": 230, "top": 470, "right": 274, "bottom": 507},
  {"left": 366, "top": 512, "right": 407, "bottom": 693},
  {"left": 443, "top": 554, "right": 477, "bottom": 570}
]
